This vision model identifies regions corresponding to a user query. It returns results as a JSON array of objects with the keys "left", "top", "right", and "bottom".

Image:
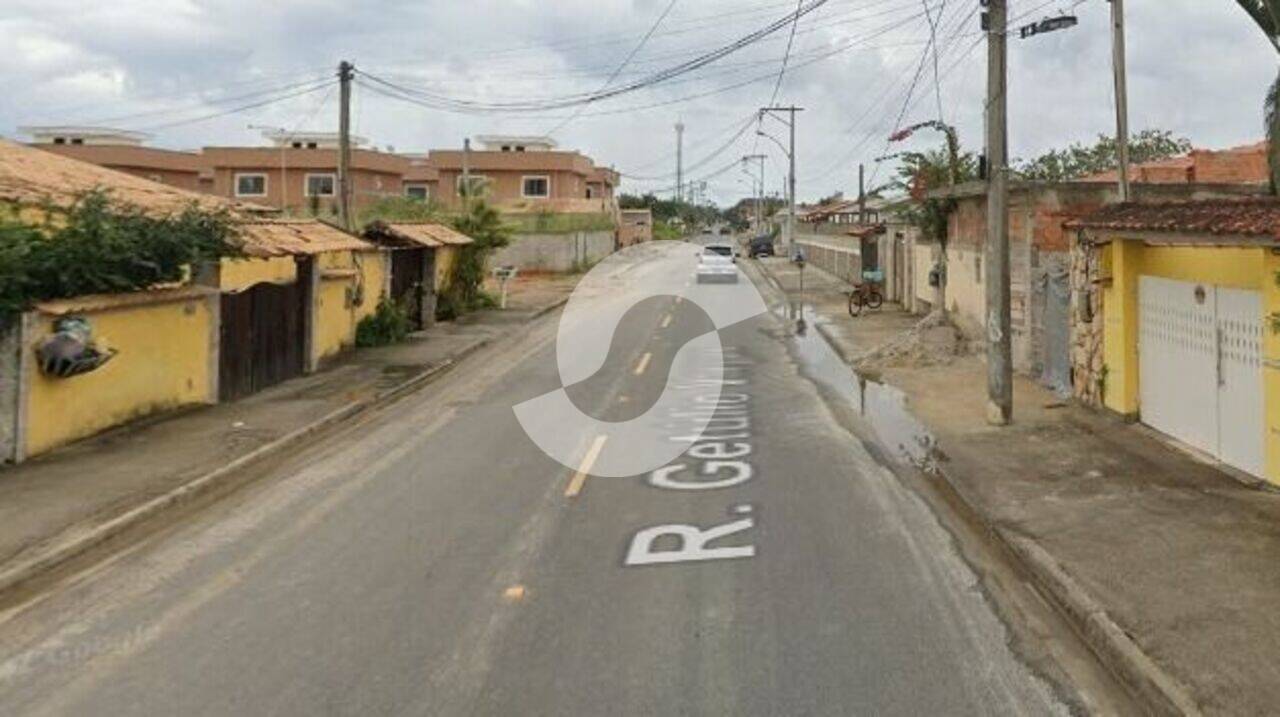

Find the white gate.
[
  {"left": 1138, "top": 276, "right": 1264, "bottom": 478},
  {"left": 1216, "top": 287, "right": 1265, "bottom": 477}
]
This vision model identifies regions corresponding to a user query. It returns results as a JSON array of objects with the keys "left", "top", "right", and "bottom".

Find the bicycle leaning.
[{"left": 847, "top": 269, "right": 884, "bottom": 317}]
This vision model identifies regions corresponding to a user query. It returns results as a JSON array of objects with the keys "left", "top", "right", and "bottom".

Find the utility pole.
[
  {"left": 462, "top": 137, "right": 472, "bottom": 202},
  {"left": 858, "top": 163, "right": 866, "bottom": 224},
  {"left": 760, "top": 106, "right": 802, "bottom": 257},
  {"left": 675, "top": 121, "right": 685, "bottom": 202},
  {"left": 337, "top": 60, "right": 354, "bottom": 231},
  {"left": 984, "top": 0, "right": 1012, "bottom": 425},
  {"left": 1110, "top": 0, "right": 1132, "bottom": 201}
]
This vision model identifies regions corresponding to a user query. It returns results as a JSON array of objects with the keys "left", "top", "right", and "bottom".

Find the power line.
[
  {"left": 355, "top": 0, "right": 832, "bottom": 113},
  {"left": 136, "top": 79, "right": 333, "bottom": 132},
  {"left": 545, "top": 0, "right": 680, "bottom": 136},
  {"left": 766, "top": 0, "right": 807, "bottom": 106}
]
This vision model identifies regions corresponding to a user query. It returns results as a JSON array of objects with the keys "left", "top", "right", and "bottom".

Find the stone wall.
[{"left": 1070, "top": 236, "right": 1105, "bottom": 406}]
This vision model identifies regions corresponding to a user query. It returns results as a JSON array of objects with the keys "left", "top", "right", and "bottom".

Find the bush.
[
  {"left": 356, "top": 297, "right": 413, "bottom": 347},
  {"left": 0, "top": 190, "right": 240, "bottom": 319}
]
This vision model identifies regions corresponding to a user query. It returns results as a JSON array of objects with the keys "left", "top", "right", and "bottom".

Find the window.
[
  {"left": 52, "top": 137, "right": 66, "bottom": 145},
  {"left": 522, "top": 176, "right": 550, "bottom": 198},
  {"left": 70, "top": 138, "right": 84, "bottom": 145},
  {"left": 305, "top": 173, "right": 336, "bottom": 197},
  {"left": 405, "top": 184, "right": 429, "bottom": 200},
  {"left": 456, "top": 175, "right": 489, "bottom": 197},
  {"left": 235, "top": 173, "right": 267, "bottom": 197}
]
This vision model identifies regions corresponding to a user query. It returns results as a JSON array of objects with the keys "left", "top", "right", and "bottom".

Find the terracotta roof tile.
[
  {"left": 1067, "top": 198, "right": 1280, "bottom": 240},
  {"left": 364, "top": 221, "right": 473, "bottom": 248},
  {"left": 0, "top": 138, "right": 268, "bottom": 215},
  {"left": 236, "top": 219, "right": 373, "bottom": 257}
]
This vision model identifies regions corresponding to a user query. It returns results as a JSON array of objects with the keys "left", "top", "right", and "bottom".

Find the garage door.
[{"left": 1138, "top": 276, "right": 1264, "bottom": 478}]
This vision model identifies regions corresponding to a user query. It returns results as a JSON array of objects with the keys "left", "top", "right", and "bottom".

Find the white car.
[{"left": 696, "top": 251, "right": 739, "bottom": 283}]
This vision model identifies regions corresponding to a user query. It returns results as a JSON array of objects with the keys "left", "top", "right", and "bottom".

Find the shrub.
[
  {"left": 0, "top": 190, "right": 240, "bottom": 319},
  {"left": 355, "top": 297, "right": 413, "bottom": 347}
]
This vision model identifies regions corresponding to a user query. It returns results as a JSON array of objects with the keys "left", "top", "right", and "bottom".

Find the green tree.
[
  {"left": 440, "top": 196, "right": 512, "bottom": 318},
  {"left": 1234, "top": 0, "right": 1280, "bottom": 191},
  {"left": 1013, "top": 129, "right": 1192, "bottom": 182}
]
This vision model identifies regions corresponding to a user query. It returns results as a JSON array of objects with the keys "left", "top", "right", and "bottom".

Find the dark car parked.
[{"left": 748, "top": 236, "right": 775, "bottom": 258}]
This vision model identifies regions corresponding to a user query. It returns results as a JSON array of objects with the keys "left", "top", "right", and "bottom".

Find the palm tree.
[{"left": 1234, "top": 0, "right": 1280, "bottom": 190}]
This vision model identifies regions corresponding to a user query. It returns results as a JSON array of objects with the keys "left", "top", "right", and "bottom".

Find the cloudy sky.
[{"left": 1, "top": 0, "right": 1275, "bottom": 204}]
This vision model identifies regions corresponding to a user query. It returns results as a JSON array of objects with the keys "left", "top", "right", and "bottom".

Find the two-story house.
[
  {"left": 426, "top": 135, "right": 617, "bottom": 211},
  {"left": 22, "top": 126, "right": 207, "bottom": 191},
  {"left": 202, "top": 131, "right": 410, "bottom": 215}
]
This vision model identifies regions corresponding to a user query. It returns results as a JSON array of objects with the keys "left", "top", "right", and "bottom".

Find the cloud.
[{"left": 0, "top": 0, "right": 1274, "bottom": 203}]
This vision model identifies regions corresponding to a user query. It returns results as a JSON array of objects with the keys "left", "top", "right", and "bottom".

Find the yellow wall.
[
  {"left": 1100, "top": 241, "right": 1279, "bottom": 484},
  {"left": 219, "top": 256, "right": 297, "bottom": 291},
  {"left": 311, "top": 250, "right": 387, "bottom": 365},
  {"left": 23, "top": 292, "right": 216, "bottom": 457},
  {"left": 435, "top": 246, "right": 460, "bottom": 294}
]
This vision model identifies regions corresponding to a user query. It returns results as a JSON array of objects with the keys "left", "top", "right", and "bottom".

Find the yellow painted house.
[
  {"left": 1072, "top": 198, "right": 1280, "bottom": 486},
  {"left": 0, "top": 139, "right": 386, "bottom": 462}
]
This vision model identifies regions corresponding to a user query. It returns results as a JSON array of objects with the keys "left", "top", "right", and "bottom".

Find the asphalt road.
[{"left": 0, "top": 239, "right": 1073, "bottom": 716}]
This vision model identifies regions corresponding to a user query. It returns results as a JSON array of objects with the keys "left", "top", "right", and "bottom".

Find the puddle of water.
[{"left": 775, "top": 304, "right": 941, "bottom": 473}]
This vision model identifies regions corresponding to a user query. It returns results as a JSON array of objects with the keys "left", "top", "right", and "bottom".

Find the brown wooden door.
[
  {"left": 219, "top": 280, "right": 306, "bottom": 402},
  {"left": 390, "top": 248, "right": 427, "bottom": 329}
]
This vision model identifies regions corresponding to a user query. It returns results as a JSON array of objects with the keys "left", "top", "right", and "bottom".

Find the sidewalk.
[
  {"left": 753, "top": 257, "right": 1280, "bottom": 716},
  {"left": 0, "top": 276, "right": 575, "bottom": 593}
]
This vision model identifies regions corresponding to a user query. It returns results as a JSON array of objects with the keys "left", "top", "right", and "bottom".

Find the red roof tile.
[{"left": 1067, "top": 198, "right": 1280, "bottom": 240}]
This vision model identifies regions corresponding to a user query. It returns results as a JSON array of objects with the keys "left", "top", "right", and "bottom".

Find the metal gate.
[
  {"left": 1138, "top": 276, "right": 1264, "bottom": 477},
  {"left": 219, "top": 279, "right": 307, "bottom": 402},
  {"left": 390, "top": 247, "right": 427, "bottom": 330}
]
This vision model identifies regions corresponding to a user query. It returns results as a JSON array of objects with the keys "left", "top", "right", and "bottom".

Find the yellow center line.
[
  {"left": 660, "top": 314, "right": 673, "bottom": 329},
  {"left": 565, "top": 435, "right": 608, "bottom": 498},
  {"left": 633, "top": 351, "right": 653, "bottom": 376}
]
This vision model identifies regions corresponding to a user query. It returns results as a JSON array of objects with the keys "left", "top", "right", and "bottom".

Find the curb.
[
  {"left": 0, "top": 336, "right": 491, "bottom": 599},
  {"left": 530, "top": 295, "right": 570, "bottom": 320},
  {"left": 749, "top": 257, "right": 1202, "bottom": 716}
]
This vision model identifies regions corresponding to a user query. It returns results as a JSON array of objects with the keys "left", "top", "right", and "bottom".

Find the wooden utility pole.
[
  {"left": 984, "top": 0, "right": 1012, "bottom": 425},
  {"left": 337, "top": 60, "right": 354, "bottom": 231},
  {"left": 1111, "top": 0, "right": 1132, "bottom": 201},
  {"left": 858, "top": 163, "right": 866, "bottom": 223},
  {"left": 675, "top": 121, "right": 685, "bottom": 202}
]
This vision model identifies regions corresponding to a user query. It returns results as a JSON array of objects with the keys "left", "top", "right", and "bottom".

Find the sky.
[{"left": 0, "top": 0, "right": 1275, "bottom": 205}]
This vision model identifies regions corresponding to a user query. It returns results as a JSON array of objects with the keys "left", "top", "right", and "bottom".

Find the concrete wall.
[
  {"left": 913, "top": 241, "right": 938, "bottom": 313},
  {"left": 490, "top": 231, "right": 615, "bottom": 272},
  {"left": 217, "top": 256, "right": 298, "bottom": 291},
  {"left": 20, "top": 288, "right": 219, "bottom": 459},
  {"left": 795, "top": 235, "right": 861, "bottom": 284},
  {"left": 312, "top": 250, "right": 388, "bottom": 366}
]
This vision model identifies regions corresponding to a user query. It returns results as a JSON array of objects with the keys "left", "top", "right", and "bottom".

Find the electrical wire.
[{"left": 544, "top": 0, "right": 680, "bottom": 136}]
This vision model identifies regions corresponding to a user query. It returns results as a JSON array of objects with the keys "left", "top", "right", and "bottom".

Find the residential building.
[
  {"left": 202, "top": 131, "right": 410, "bottom": 214},
  {"left": 924, "top": 178, "right": 1266, "bottom": 396},
  {"left": 21, "top": 126, "right": 207, "bottom": 191},
  {"left": 1081, "top": 141, "right": 1269, "bottom": 185},
  {"left": 1068, "top": 198, "right": 1280, "bottom": 486},
  {"left": 427, "top": 135, "right": 618, "bottom": 211},
  {"left": 401, "top": 154, "right": 439, "bottom": 201},
  {"left": 0, "top": 138, "right": 385, "bottom": 462}
]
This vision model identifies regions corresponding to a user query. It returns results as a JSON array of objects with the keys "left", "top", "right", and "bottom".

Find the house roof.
[
  {"left": 200, "top": 146, "right": 410, "bottom": 174},
  {"left": 1067, "top": 198, "right": 1280, "bottom": 242},
  {"left": 0, "top": 138, "right": 265, "bottom": 215},
  {"left": 236, "top": 219, "right": 374, "bottom": 257},
  {"left": 363, "top": 221, "right": 474, "bottom": 248}
]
